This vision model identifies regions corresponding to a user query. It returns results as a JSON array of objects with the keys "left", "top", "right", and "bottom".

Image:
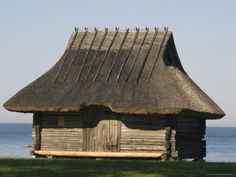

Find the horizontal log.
[
  {"left": 41, "top": 140, "right": 82, "bottom": 144},
  {"left": 121, "top": 125, "right": 166, "bottom": 131},
  {"left": 41, "top": 147, "right": 83, "bottom": 151},
  {"left": 171, "top": 151, "right": 178, "bottom": 157},
  {"left": 41, "top": 141, "right": 82, "bottom": 145},
  {"left": 121, "top": 117, "right": 166, "bottom": 121},
  {"left": 42, "top": 130, "right": 82, "bottom": 133},
  {"left": 41, "top": 143, "right": 83, "bottom": 146},
  {"left": 41, "top": 136, "right": 82, "bottom": 139},
  {"left": 41, "top": 144, "right": 83, "bottom": 147},
  {"left": 41, "top": 142, "right": 83, "bottom": 145},
  {"left": 121, "top": 128, "right": 166, "bottom": 133},
  {"left": 41, "top": 145, "right": 83, "bottom": 148},
  {"left": 179, "top": 152, "right": 204, "bottom": 158},
  {"left": 176, "top": 133, "right": 202, "bottom": 137},
  {"left": 121, "top": 139, "right": 167, "bottom": 143},
  {"left": 176, "top": 140, "right": 205, "bottom": 144},
  {"left": 121, "top": 136, "right": 165, "bottom": 140},
  {"left": 41, "top": 146, "right": 82, "bottom": 149},
  {"left": 120, "top": 139, "right": 167, "bottom": 143},
  {"left": 120, "top": 143, "right": 166, "bottom": 146},
  {"left": 120, "top": 145, "right": 166, "bottom": 151},
  {"left": 41, "top": 131, "right": 83, "bottom": 133},
  {"left": 121, "top": 132, "right": 165, "bottom": 136},
  {"left": 121, "top": 130, "right": 166, "bottom": 134},
  {"left": 33, "top": 151, "right": 163, "bottom": 158},
  {"left": 42, "top": 118, "right": 83, "bottom": 122},
  {"left": 41, "top": 141, "right": 82, "bottom": 144},
  {"left": 121, "top": 115, "right": 165, "bottom": 119},
  {"left": 41, "top": 142, "right": 82, "bottom": 145},
  {"left": 41, "top": 135, "right": 82, "bottom": 138},
  {"left": 42, "top": 126, "right": 84, "bottom": 128},
  {"left": 41, "top": 128, "right": 83, "bottom": 131},
  {"left": 121, "top": 132, "right": 166, "bottom": 137},
  {"left": 42, "top": 120, "right": 82, "bottom": 123},
  {"left": 177, "top": 118, "right": 198, "bottom": 122},
  {"left": 41, "top": 149, "right": 83, "bottom": 151},
  {"left": 41, "top": 137, "right": 82, "bottom": 140},
  {"left": 121, "top": 138, "right": 166, "bottom": 142},
  {"left": 42, "top": 116, "right": 83, "bottom": 119},
  {"left": 41, "top": 132, "right": 83, "bottom": 136},
  {"left": 120, "top": 149, "right": 166, "bottom": 153},
  {"left": 41, "top": 112, "right": 83, "bottom": 116},
  {"left": 122, "top": 121, "right": 167, "bottom": 127}
]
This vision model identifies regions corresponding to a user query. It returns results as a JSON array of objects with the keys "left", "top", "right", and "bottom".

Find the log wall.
[
  {"left": 120, "top": 115, "right": 167, "bottom": 153},
  {"left": 32, "top": 113, "right": 83, "bottom": 151},
  {"left": 32, "top": 112, "right": 206, "bottom": 160},
  {"left": 176, "top": 117, "right": 206, "bottom": 159},
  {"left": 32, "top": 113, "right": 41, "bottom": 150}
]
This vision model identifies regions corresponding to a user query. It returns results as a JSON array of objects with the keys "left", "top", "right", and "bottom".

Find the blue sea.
[{"left": 0, "top": 123, "right": 235, "bottom": 162}]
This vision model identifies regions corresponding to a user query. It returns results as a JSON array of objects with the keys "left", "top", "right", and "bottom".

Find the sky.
[{"left": 0, "top": 0, "right": 235, "bottom": 126}]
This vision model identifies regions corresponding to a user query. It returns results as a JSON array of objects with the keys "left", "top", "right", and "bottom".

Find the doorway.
[{"left": 83, "top": 106, "right": 120, "bottom": 152}]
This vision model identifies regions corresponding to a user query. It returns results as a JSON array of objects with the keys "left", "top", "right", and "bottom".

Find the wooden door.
[{"left": 83, "top": 107, "right": 120, "bottom": 152}]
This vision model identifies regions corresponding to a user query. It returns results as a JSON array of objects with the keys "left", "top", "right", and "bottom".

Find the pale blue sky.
[{"left": 0, "top": 0, "right": 235, "bottom": 126}]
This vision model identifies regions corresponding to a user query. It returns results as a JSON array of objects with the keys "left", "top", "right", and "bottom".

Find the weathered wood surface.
[
  {"left": 165, "top": 126, "right": 171, "bottom": 159},
  {"left": 83, "top": 107, "right": 120, "bottom": 152},
  {"left": 41, "top": 128, "right": 83, "bottom": 151},
  {"left": 176, "top": 118, "right": 206, "bottom": 159},
  {"left": 33, "top": 150, "right": 163, "bottom": 158},
  {"left": 34, "top": 126, "right": 41, "bottom": 150},
  {"left": 41, "top": 115, "right": 83, "bottom": 128},
  {"left": 120, "top": 115, "right": 167, "bottom": 153},
  {"left": 32, "top": 113, "right": 42, "bottom": 150},
  {"left": 38, "top": 114, "right": 84, "bottom": 151}
]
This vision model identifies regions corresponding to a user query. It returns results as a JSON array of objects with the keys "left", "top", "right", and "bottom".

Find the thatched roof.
[{"left": 4, "top": 28, "right": 225, "bottom": 119}]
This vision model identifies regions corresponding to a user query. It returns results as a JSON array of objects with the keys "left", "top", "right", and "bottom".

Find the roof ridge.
[{"left": 74, "top": 27, "right": 169, "bottom": 32}]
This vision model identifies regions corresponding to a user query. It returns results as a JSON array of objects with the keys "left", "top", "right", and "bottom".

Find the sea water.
[
  {"left": 0, "top": 123, "right": 235, "bottom": 161},
  {"left": 206, "top": 127, "right": 236, "bottom": 162},
  {"left": 0, "top": 123, "right": 32, "bottom": 158}
]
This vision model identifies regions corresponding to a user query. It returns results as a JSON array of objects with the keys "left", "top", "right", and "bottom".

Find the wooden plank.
[
  {"left": 121, "top": 124, "right": 166, "bottom": 130},
  {"left": 83, "top": 107, "right": 120, "bottom": 152},
  {"left": 121, "top": 127, "right": 166, "bottom": 132},
  {"left": 120, "top": 139, "right": 167, "bottom": 143},
  {"left": 177, "top": 117, "right": 198, "bottom": 123},
  {"left": 41, "top": 112, "right": 83, "bottom": 116},
  {"left": 33, "top": 150, "right": 163, "bottom": 158},
  {"left": 120, "top": 145, "right": 166, "bottom": 151},
  {"left": 117, "top": 119, "right": 121, "bottom": 152}
]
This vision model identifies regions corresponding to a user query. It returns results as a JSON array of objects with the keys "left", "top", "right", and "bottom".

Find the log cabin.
[{"left": 3, "top": 27, "right": 225, "bottom": 160}]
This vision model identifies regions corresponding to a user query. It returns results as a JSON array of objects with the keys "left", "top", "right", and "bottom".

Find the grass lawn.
[{"left": 0, "top": 158, "right": 235, "bottom": 177}]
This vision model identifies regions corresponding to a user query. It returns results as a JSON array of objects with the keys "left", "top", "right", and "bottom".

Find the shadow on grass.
[{"left": 0, "top": 158, "right": 235, "bottom": 177}]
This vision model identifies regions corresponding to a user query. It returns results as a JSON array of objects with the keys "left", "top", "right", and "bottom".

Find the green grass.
[{"left": 0, "top": 158, "right": 235, "bottom": 177}]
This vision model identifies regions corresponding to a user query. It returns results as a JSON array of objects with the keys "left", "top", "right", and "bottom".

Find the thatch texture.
[{"left": 3, "top": 29, "right": 225, "bottom": 119}]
